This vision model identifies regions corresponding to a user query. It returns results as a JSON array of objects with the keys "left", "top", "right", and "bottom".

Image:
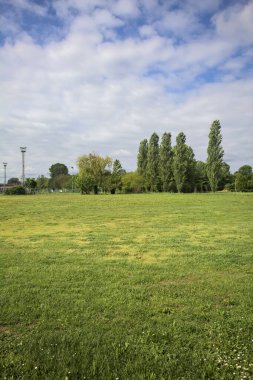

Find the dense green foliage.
[
  {"left": 36, "top": 175, "right": 49, "bottom": 190},
  {"left": 207, "top": 120, "right": 224, "bottom": 192},
  {"left": 146, "top": 133, "right": 160, "bottom": 191},
  {"left": 48, "top": 163, "right": 70, "bottom": 190},
  {"left": 159, "top": 132, "right": 173, "bottom": 192},
  {"left": 173, "top": 132, "right": 194, "bottom": 193},
  {"left": 25, "top": 178, "right": 37, "bottom": 193},
  {"left": 195, "top": 161, "right": 209, "bottom": 192},
  {"left": 134, "top": 121, "right": 252, "bottom": 193},
  {"left": 121, "top": 171, "right": 145, "bottom": 193},
  {"left": 136, "top": 131, "right": 198, "bottom": 193},
  {"left": 0, "top": 193, "right": 253, "bottom": 379},
  {"left": 4, "top": 186, "right": 26, "bottom": 195},
  {"left": 7, "top": 177, "right": 21, "bottom": 186},
  {"left": 49, "top": 163, "right": 68, "bottom": 178},
  {"left": 137, "top": 139, "right": 148, "bottom": 178},
  {"left": 77, "top": 153, "right": 113, "bottom": 194},
  {"left": 110, "top": 159, "right": 125, "bottom": 194},
  {"left": 235, "top": 165, "right": 253, "bottom": 192}
]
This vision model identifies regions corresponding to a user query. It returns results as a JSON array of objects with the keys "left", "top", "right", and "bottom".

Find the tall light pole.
[
  {"left": 20, "top": 147, "right": 27, "bottom": 186},
  {"left": 71, "top": 166, "right": 74, "bottom": 192},
  {"left": 3, "top": 162, "right": 7, "bottom": 190}
]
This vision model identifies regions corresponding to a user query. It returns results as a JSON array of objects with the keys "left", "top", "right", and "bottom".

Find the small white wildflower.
[{"left": 35, "top": 366, "right": 38, "bottom": 370}]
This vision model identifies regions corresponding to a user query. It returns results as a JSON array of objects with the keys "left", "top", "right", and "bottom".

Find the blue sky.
[{"left": 0, "top": 0, "right": 253, "bottom": 180}]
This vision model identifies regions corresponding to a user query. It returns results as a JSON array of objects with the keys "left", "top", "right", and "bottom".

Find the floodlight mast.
[
  {"left": 3, "top": 162, "right": 7, "bottom": 189},
  {"left": 20, "top": 147, "right": 27, "bottom": 186},
  {"left": 71, "top": 166, "right": 74, "bottom": 192}
]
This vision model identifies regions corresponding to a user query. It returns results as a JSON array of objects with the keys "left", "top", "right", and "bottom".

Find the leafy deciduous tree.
[
  {"left": 173, "top": 132, "right": 189, "bottom": 193},
  {"left": 159, "top": 132, "right": 173, "bottom": 192},
  {"left": 36, "top": 175, "right": 49, "bottom": 190},
  {"left": 25, "top": 178, "right": 37, "bottom": 192},
  {"left": 235, "top": 165, "right": 253, "bottom": 191},
  {"left": 195, "top": 161, "right": 209, "bottom": 192},
  {"left": 121, "top": 172, "right": 145, "bottom": 193},
  {"left": 110, "top": 159, "right": 125, "bottom": 193},
  {"left": 49, "top": 163, "right": 68, "bottom": 178},
  {"left": 137, "top": 139, "right": 148, "bottom": 178},
  {"left": 52, "top": 174, "right": 71, "bottom": 190},
  {"left": 77, "top": 153, "right": 112, "bottom": 194},
  {"left": 206, "top": 120, "right": 224, "bottom": 192},
  {"left": 184, "top": 145, "right": 196, "bottom": 192},
  {"left": 219, "top": 162, "right": 232, "bottom": 190},
  {"left": 147, "top": 133, "right": 160, "bottom": 192},
  {"left": 7, "top": 177, "right": 21, "bottom": 186},
  {"left": 238, "top": 165, "right": 252, "bottom": 180}
]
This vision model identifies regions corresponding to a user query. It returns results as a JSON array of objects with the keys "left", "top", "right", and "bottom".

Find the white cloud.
[
  {"left": 213, "top": 2, "right": 253, "bottom": 45},
  {"left": 92, "top": 8, "right": 123, "bottom": 29},
  {"left": 138, "top": 24, "right": 157, "bottom": 38},
  {"left": 112, "top": 0, "right": 140, "bottom": 18},
  {"left": 156, "top": 9, "right": 201, "bottom": 39}
]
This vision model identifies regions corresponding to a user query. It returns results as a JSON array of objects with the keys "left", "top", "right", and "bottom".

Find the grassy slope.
[{"left": 0, "top": 193, "right": 253, "bottom": 379}]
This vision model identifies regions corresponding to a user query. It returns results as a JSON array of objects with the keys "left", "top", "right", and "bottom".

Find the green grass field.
[{"left": 0, "top": 193, "right": 253, "bottom": 380}]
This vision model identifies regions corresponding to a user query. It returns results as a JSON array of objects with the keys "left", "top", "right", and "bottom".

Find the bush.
[
  {"left": 224, "top": 183, "right": 234, "bottom": 192},
  {"left": 121, "top": 172, "right": 145, "bottom": 193},
  {"left": 5, "top": 186, "right": 26, "bottom": 195}
]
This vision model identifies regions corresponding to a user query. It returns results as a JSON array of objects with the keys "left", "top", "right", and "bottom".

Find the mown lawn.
[{"left": 0, "top": 192, "right": 253, "bottom": 379}]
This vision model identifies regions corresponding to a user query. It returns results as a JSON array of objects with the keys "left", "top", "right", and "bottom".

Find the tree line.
[
  {"left": 137, "top": 120, "right": 225, "bottom": 193},
  {"left": 135, "top": 120, "right": 252, "bottom": 193},
  {"left": 4, "top": 120, "right": 253, "bottom": 194}
]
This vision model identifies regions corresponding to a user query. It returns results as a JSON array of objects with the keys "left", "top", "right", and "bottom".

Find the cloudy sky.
[{"left": 0, "top": 0, "right": 253, "bottom": 180}]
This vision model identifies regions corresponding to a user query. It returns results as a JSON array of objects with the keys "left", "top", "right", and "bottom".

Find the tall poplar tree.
[
  {"left": 173, "top": 132, "right": 188, "bottom": 193},
  {"left": 137, "top": 139, "right": 148, "bottom": 177},
  {"left": 147, "top": 133, "right": 160, "bottom": 191},
  {"left": 159, "top": 132, "right": 173, "bottom": 192},
  {"left": 184, "top": 145, "right": 196, "bottom": 192},
  {"left": 206, "top": 120, "right": 224, "bottom": 192}
]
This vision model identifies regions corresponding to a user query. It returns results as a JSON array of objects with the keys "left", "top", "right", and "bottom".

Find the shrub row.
[{"left": 4, "top": 186, "right": 26, "bottom": 195}]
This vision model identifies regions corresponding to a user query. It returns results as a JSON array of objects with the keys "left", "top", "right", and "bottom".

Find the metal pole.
[
  {"left": 20, "top": 147, "right": 27, "bottom": 186},
  {"left": 71, "top": 166, "right": 74, "bottom": 192},
  {"left": 3, "top": 162, "right": 7, "bottom": 190}
]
